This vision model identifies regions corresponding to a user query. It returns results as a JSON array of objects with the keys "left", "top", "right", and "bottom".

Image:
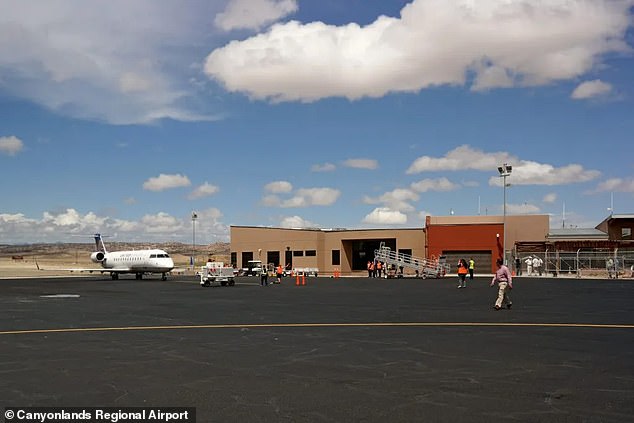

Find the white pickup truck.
[{"left": 200, "top": 262, "right": 236, "bottom": 287}]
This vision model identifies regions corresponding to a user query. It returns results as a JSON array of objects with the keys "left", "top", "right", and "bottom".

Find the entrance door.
[
  {"left": 285, "top": 250, "right": 293, "bottom": 270},
  {"left": 267, "top": 251, "right": 280, "bottom": 268}
]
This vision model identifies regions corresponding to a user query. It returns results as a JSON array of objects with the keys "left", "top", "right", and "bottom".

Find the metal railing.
[{"left": 513, "top": 248, "right": 634, "bottom": 278}]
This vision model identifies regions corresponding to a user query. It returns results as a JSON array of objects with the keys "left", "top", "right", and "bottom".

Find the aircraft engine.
[{"left": 90, "top": 252, "right": 105, "bottom": 263}]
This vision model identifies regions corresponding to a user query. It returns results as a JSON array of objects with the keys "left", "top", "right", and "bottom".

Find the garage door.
[{"left": 441, "top": 251, "right": 493, "bottom": 274}]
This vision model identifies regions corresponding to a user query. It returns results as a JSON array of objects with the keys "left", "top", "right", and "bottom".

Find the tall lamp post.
[
  {"left": 191, "top": 211, "right": 198, "bottom": 269},
  {"left": 497, "top": 164, "right": 512, "bottom": 264}
]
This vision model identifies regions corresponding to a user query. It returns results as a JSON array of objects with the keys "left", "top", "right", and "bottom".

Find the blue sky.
[{"left": 1, "top": 0, "right": 633, "bottom": 244}]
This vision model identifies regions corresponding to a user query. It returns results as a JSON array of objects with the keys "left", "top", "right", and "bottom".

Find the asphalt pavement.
[{"left": 1, "top": 274, "right": 633, "bottom": 422}]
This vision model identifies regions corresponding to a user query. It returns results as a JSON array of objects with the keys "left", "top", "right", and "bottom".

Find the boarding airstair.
[{"left": 374, "top": 243, "right": 450, "bottom": 279}]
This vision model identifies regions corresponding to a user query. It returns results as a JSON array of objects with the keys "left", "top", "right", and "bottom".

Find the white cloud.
[
  {"left": 363, "top": 188, "right": 419, "bottom": 213},
  {"left": 0, "top": 136, "right": 24, "bottom": 156},
  {"left": 279, "top": 215, "right": 317, "bottom": 228},
  {"left": 488, "top": 161, "right": 600, "bottom": 186},
  {"left": 571, "top": 79, "right": 613, "bottom": 99},
  {"left": 543, "top": 193, "right": 557, "bottom": 203},
  {"left": 143, "top": 174, "right": 191, "bottom": 191},
  {"left": 406, "top": 145, "right": 601, "bottom": 186},
  {"left": 407, "top": 145, "right": 513, "bottom": 174},
  {"left": 265, "top": 180, "right": 293, "bottom": 193},
  {"left": 0, "top": 207, "right": 227, "bottom": 243},
  {"left": 281, "top": 188, "right": 341, "bottom": 207},
  {"left": 0, "top": 1, "right": 223, "bottom": 124},
  {"left": 262, "top": 186, "right": 341, "bottom": 208},
  {"left": 410, "top": 177, "right": 459, "bottom": 193},
  {"left": 594, "top": 178, "right": 634, "bottom": 193},
  {"left": 205, "top": 0, "right": 632, "bottom": 102},
  {"left": 362, "top": 207, "right": 407, "bottom": 225},
  {"left": 311, "top": 162, "right": 336, "bottom": 172},
  {"left": 506, "top": 203, "right": 541, "bottom": 214},
  {"left": 343, "top": 159, "right": 378, "bottom": 170},
  {"left": 188, "top": 182, "right": 220, "bottom": 200},
  {"left": 215, "top": 0, "right": 298, "bottom": 31}
]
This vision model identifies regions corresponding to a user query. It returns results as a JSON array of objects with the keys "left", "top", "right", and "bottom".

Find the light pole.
[
  {"left": 191, "top": 211, "right": 198, "bottom": 269},
  {"left": 497, "top": 163, "right": 512, "bottom": 264}
]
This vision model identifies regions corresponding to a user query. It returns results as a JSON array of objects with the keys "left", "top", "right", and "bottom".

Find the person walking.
[
  {"left": 457, "top": 258, "right": 469, "bottom": 288},
  {"left": 260, "top": 265, "right": 268, "bottom": 287},
  {"left": 367, "top": 261, "right": 372, "bottom": 278},
  {"left": 276, "top": 264, "right": 283, "bottom": 284},
  {"left": 468, "top": 258, "right": 475, "bottom": 280},
  {"left": 491, "top": 258, "right": 513, "bottom": 310}
]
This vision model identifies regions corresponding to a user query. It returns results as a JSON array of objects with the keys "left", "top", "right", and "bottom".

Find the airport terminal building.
[{"left": 230, "top": 214, "right": 550, "bottom": 276}]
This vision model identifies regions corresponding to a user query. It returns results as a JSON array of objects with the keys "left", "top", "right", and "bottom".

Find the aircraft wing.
[{"left": 36, "top": 261, "right": 131, "bottom": 274}]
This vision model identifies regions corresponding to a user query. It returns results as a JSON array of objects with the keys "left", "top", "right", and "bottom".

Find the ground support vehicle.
[
  {"left": 293, "top": 267, "right": 319, "bottom": 277},
  {"left": 200, "top": 262, "right": 235, "bottom": 287},
  {"left": 241, "top": 260, "right": 263, "bottom": 276}
]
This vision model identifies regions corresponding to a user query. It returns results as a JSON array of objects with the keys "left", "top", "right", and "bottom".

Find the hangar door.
[
  {"left": 348, "top": 239, "right": 396, "bottom": 271},
  {"left": 441, "top": 251, "right": 492, "bottom": 273}
]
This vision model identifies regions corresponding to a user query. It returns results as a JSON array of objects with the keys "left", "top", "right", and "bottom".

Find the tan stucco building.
[
  {"left": 230, "top": 226, "right": 425, "bottom": 276},
  {"left": 230, "top": 214, "right": 550, "bottom": 275}
]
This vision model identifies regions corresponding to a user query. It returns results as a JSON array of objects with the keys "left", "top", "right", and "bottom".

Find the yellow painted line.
[{"left": 1, "top": 321, "right": 634, "bottom": 336}]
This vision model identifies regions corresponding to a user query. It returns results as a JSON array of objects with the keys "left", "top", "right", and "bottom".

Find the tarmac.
[{"left": 1, "top": 274, "right": 633, "bottom": 423}]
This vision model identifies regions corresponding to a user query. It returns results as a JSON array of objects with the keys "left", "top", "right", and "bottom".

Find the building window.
[
  {"left": 622, "top": 227, "right": 632, "bottom": 240},
  {"left": 305, "top": 250, "right": 316, "bottom": 257},
  {"left": 398, "top": 249, "right": 412, "bottom": 257},
  {"left": 332, "top": 250, "right": 340, "bottom": 266},
  {"left": 293, "top": 250, "right": 304, "bottom": 257}
]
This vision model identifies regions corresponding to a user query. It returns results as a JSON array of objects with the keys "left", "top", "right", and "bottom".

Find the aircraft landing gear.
[
  {"left": 135, "top": 273, "right": 143, "bottom": 280},
  {"left": 111, "top": 273, "right": 119, "bottom": 280},
  {"left": 161, "top": 273, "right": 167, "bottom": 281}
]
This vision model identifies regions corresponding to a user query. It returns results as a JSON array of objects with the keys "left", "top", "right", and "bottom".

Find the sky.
[{"left": 1, "top": 0, "right": 633, "bottom": 244}]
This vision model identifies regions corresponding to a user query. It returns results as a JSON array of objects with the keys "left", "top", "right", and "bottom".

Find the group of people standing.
[
  {"left": 366, "top": 260, "right": 386, "bottom": 278},
  {"left": 457, "top": 257, "right": 513, "bottom": 310},
  {"left": 514, "top": 255, "right": 543, "bottom": 276}
]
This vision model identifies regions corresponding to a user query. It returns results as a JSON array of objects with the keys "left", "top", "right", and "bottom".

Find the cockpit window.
[{"left": 150, "top": 254, "right": 157, "bottom": 258}]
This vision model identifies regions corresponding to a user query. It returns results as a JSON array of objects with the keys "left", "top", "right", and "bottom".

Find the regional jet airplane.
[{"left": 39, "top": 234, "right": 175, "bottom": 280}]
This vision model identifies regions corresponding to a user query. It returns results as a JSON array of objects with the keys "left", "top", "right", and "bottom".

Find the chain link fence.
[{"left": 513, "top": 248, "right": 634, "bottom": 278}]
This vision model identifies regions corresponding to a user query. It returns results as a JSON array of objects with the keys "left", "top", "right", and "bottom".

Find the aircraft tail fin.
[{"left": 94, "top": 233, "right": 108, "bottom": 253}]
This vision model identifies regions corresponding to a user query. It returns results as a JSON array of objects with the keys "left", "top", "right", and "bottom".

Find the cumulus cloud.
[
  {"left": 265, "top": 180, "right": 293, "bottom": 193},
  {"left": 407, "top": 145, "right": 601, "bottom": 186},
  {"left": 571, "top": 79, "right": 613, "bottom": 99},
  {"left": 593, "top": 178, "right": 634, "bottom": 193},
  {"left": 281, "top": 188, "right": 340, "bottom": 207},
  {"left": 0, "top": 1, "right": 223, "bottom": 124},
  {"left": 410, "top": 177, "right": 459, "bottom": 193},
  {"left": 363, "top": 188, "right": 419, "bottom": 213},
  {"left": 0, "top": 207, "right": 227, "bottom": 243},
  {"left": 506, "top": 203, "right": 541, "bottom": 214},
  {"left": 0, "top": 136, "right": 24, "bottom": 156},
  {"left": 488, "top": 161, "right": 600, "bottom": 186},
  {"left": 262, "top": 186, "right": 340, "bottom": 208},
  {"left": 543, "top": 193, "right": 557, "bottom": 203},
  {"left": 279, "top": 215, "right": 318, "bottom": 228},
  {"left": 362, "top": 207, "right": 408, "bottom": 225},
  {"left": 311, "top": 162, "right": 336, "bottom": 172},
  {"left": 205, "top": 0, "right": 632, "bottom": 102},
  {"left": 143, "top": 174, "right": 191, "bottom": 191},
  {"left": 215, "top": 0, "right": 298, "bottom": 31},
  {"left": 407, "top": 145, "right": 513, "bottom": 174},
  {"left": 188, "top": 182, "right": 219, "bottom": 199},
  {"left": 343, "top": 159, "right": 378, "bottom": 170}
]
